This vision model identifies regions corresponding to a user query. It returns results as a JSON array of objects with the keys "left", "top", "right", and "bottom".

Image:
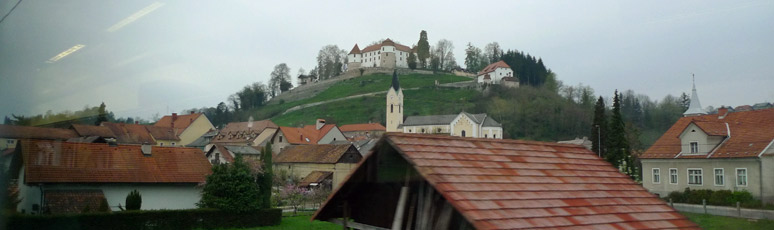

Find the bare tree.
[
  {"left": 484, "top": 42, "right": 502, "bottom": 64},
  {"left": 315, "top": 45, "right": 347, "bottom": 80},
  {"left": 433, "top": 39, "right": 454, "bottom": 71},
  {"left": 269, "top": 63, "right": 292, "bottom": 96}
]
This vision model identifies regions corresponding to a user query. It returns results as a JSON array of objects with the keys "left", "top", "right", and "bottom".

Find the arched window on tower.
[{"left": 391, "top": 104, "right": 394, "bottom": 113}]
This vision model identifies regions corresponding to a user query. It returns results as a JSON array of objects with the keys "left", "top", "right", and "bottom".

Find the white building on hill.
[
  {"left": 348, "top": 39, "right": 414, "bottom": 69},
  {"left": 477, "top": 60, "right": 515, "bottom": 85}
]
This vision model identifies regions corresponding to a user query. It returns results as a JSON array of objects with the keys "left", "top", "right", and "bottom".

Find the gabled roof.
[
  {"left": 0, "top": 124, "right": 79, "bottom": 140},
  {"left": 299, "top": 171, "right": 333, "bottom": 187},
  {"left": 275, "top": 144, "right": 359, "bottom": 163},
  {"left": 145, "top": 126, "right": 180, "bottom": 141},
  {"left": 477, "top": 60, "right": 511, "bottom": 75},
  {"left": 101, "top": 122, "right": 156, "bottom": 145},
  {"left": 339, "top": 123, "right": 386, "bottom": 132},
  {"left": 642, "top": 108, "right": 774, "bottom": 159},
  {"left": 154, "top": 113, "right": 202, "bottom": 130},
  {"left": 16, "top": 139, "right": 212, "bottom": 183},
  {"left": 315, "top": 134, "right": 696, "bottom": 229},
  {"left": 70, "top": 124, "right": 116, "bottom": 138},
  {"left": 360, "top": 38, "right": 413, "bottom": 53},
  {"left": 278, "top": 124, "right": 338, "bottom": 144},
  {"left": 349, "top": 44, "right": 361, "bottom": 54},
  {"left": 213, "top": 120, "right": 278, "bottom": 144}
]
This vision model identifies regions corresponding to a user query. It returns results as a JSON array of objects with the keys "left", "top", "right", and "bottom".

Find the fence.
[{"left": 670, "top": 199, "right": 774, "bottom": 219}]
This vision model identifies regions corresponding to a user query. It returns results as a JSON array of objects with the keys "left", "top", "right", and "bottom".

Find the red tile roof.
[
  {"left": 71, "top": 124, "right": 117, "bottom": 138},
  {"left": 0, "top": 124, "right": 78, "bottom": 140},
  {"left": 145, "top": 126, "right": 180, "bottom": 141},
  {"left": 349, "top": 44, "right": 361, "bottom": 54},
  {"left": 18, "top": 139, "right": 212, "bottom": 183},
  {"left": 154, "top": 113, "right": 202, "bottom": 130},
  {"left": 642, "top": 108, "right": 774, "bottom": 159},
  {"left": 275, "top": 144, "right": 360, "bottom": 163},
  {"left": 278, "top": 124, "right": 338, "bottom": 144},
  {"left": 101, "top": 122, "right": 156, "bottom": 145},
  {"left": 315, "top": 133, "right": 697, "bottom": 229},
  {"left": 339, "top": 123, "right": 386, "bottom": 132},
  {"left": 360, "top": 38, "right": 413, "bottom": 53},
  {"left": 477, "top": 60, "right": 511, "bottom": 75},
  {"left": 213, "top": 120, "right": 278, "bottom": 144}
]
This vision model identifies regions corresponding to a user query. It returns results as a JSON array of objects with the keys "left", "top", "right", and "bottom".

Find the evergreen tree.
[
  {"left": 125, "top": 189, "right": 142, "bottom": 210},
  {"left": 95, "top": 102, "right": 108, "bottom": 126},
  {"left": 198, "top": 155, "right": 261, "bottom": 213},
  {"left": 3, "top": 116, "right": 11, "bottom": 125},
  {"left": 259, "top": 142, "right": 273, "bottom": 208},
  {"left": 591, "top": 96, "right": 607, "bottom": 157},
  {"left": 679, "top": 92, "right": 690, "bottom": 111},
  {"left": 607, "top": 90, "right": 632, "bottom": 176},
  {"left": 416, "top": 30, "right": 430, "bottom": 68},
  {"left": 407, "top": 51, "right": 417, "bottom": 69}
]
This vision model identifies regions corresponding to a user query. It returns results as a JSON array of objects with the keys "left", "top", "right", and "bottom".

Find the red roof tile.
[
  {"left": 315, "top": 133, "right": 696, "bottom": 229},
  {"left": 71, "top": 124, "right": 117, "bottom": 138},
  {"left": 642, "top": 108, "right": 774, "bottom": 159},
  {"left": 18, "top": 139, "right": 211, "bottom": 183},
  {"left": 339, "top": 123, "right": 386, "bottom": 132},
  {"left": 213, "top": 120, "right": 278, "bottom": 144},
  {"left": 154, "top": 113, "right": 202, "bottom": 130},
  {"left": 348, "top": 44, "right": 361, "bottom": 54},
  {"left": 101, "top": 122, "right": 156, "bottom": 145},
  {"left": 0, "top": 124, "right": 78, "bottom": 140},
  {"left": 477, "top": 60, "right": 511, "bottom": 75},
  {"left": 278, "top": 124, "right": 338, "bottom": 144},
  {"left": 275, "top": 144, "right": 360, "bottom": 163},
  {"left": 145, "top": 126, "right": 180, "bottom": 141},
  {"left": 360, "top": 38, "right": 413, "bottom": 53}
]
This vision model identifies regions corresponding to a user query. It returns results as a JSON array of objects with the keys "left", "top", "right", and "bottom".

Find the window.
[
  {"left": 714, "top": 168, "right": 724, "bottom": 186},
  {"left": 437, "top": 128, "right": 442, "bottom": 133},
  {"left": 421, "top": 128, "right": 425, "bottom": 133},
  {"left": 652, "top": 168, "right": 661, "bottom": 184},
  {"left": 690, "top": 142, "right": 699, "bottom": 153},
  {"left": 688, "top": 169, "right": 703, "bottom": 185},
  {"left": 159, "top": 143, "right": 164, "bottom": 146},
  {"left": 669, "top": 168, "right": 678, "bottom": 184},
  {"left": 461, "top": 130, "right": 466, "bottom": 137},
  {"left": 737, "top": 168, "right": 747, "bottom": 186},
  {"left": 484, "top": 134, "right": 487, "bottom": 138},
  {"left": 171, "top": 142, "right": 176, "bottom": 146},
  {"left": 279, "top": 136, "right": 283, "bottom": 142},
  {"left": 391, "top": 104, "right": 393, "bottom": 113},
  {"left": 493, "top": 134, "right": 496, "bottom": 138}
]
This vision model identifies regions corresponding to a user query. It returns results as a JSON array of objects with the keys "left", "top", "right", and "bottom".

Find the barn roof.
[
  {"left": 275, "top": 144, "right": 358, "bottom": 164},
  {"left": 314, "top": 133, "right": 697, "bottom": 229}
]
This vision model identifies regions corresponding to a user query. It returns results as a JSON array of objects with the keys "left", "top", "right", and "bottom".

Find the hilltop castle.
[{"left": 347, "top": 39, "right": 415, "bottom": 70}]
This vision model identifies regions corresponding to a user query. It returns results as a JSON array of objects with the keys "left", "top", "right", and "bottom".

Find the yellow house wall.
[
  {"left": 451, "top": 115, "right": 474, "bottom": 137},
  {"left": 0, "top": 138, "right": 17, "bottom": 150},
  {"left": 386, "top": 88, "right": 403, "bottom": 132},
  {"left": 179, "top": 115, "right": 216, "bottom": 146},
  {"left": 275, "top": 162, "right": 358, "bottom": 189},
  {"left": 251, "top": 128, "right": 277, "bottom": 147},
  {"left": 156, "top": 140, "right": 178, "bottom": 147}
]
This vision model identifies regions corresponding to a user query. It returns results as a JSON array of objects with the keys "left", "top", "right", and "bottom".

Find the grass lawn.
[
  {"left": 227, "top": 214, "right": 339, "bottom": 230},
  {"left": 682, "top": 212, "right": 774, "bottom": 230}
]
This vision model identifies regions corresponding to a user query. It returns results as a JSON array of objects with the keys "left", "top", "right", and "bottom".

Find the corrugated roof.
[
  {"left": 642, "top": 108, "right": 774, "bottom": 159},
  {"left": 278, "top": 124, "right": 338, "bottom": 144},
  {"left": 101, "top": 122, "right": 156, "bottom": 145},
  {"left": 275, "top": 144, "right": 359, "bottom": 163},
  {"left": 17, "top": 139, "right": 212, "bottom": 183},
  {"left": 71, "top": 124, "right": 116, "bottom": 138},
  {"left": 477, "top": 60, "right": 511, "bottom": 76},
  {"left": 339, "top": 123, "right": 386, "bottom": 132},
  {"left": 154, "top": 113, "right": 202, "bottom": 130},
  {"left": 0, "top": 124, "right": 79, "bottom": 140},
  {"left": 315, "top": 133, "right": 697, "bottom": 229}
]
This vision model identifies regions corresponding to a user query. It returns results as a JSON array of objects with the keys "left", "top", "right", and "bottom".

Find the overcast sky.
[{"left": 1, "top": 0, "right": 772, "bottom": 121}]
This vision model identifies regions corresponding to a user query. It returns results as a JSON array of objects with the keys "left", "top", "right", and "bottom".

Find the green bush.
[
  {"left": 125, "top": 189, "right": 142, "bottom": 210},
  {"left": 667, "top": 189, "right": 762, "bottom": 208},
  {"left": 666, "top": 191, "right": 684, "bottom": 203},
  {"left": 6, "top": 208, "right": 282, "bottom": 230}
]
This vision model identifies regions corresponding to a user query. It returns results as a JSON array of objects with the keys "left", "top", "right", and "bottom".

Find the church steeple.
[
  {"left": 683, "top": 74, "right": 706, "bottom": 117},
  {"left": 391, "top": 70, "right": 400, "bottom": 91},
  {"left": 386, "top": 70, "right": 403, "bottom": 132}
]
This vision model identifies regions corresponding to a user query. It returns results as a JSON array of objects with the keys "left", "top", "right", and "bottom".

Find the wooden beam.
[{"left": 329, "top": 218, "right": 390, "bottom": 230}]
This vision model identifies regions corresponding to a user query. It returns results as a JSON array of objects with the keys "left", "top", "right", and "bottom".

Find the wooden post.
[
  {"left": 669, "top": 198, "right": 673, "bottom": 207},
  {"left": 406, "top": 194, "right": 417, "bottom": 230},
  {"left": 343, "top": 201, "right": 349, "bottom": 230},
  {"left": 737, "top": 202, "right": 741, "bottom": 217},
  {"left": 702, "top": 199, "right": 707, "bottom": 214},
  {"left": 391, "top": 186, "right": 410, "bottom": 230}
]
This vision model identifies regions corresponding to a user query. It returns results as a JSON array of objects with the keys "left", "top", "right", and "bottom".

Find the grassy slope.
[
  {"left": 682, "top": 212, "right": 774, "bottom": 230},
  {"left": 264, "top": 73, "right": 475, "bottom": 126}
]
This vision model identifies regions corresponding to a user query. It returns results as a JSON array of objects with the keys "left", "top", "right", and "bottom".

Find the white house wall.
[{"left": 641, "top": 158, "right": 765, "bottom": 201}]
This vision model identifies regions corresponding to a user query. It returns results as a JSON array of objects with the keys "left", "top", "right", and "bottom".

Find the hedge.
[
  {"left": 5, "top": 208, "right": 281, "bottom": 230},
  {"left": 666, "top": 188, "right": 759, "bottom": 208}
]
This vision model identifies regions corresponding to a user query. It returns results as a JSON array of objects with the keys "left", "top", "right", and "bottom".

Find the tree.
[
  {"left": 198, "top": 155, "right": 262, "bottom": 213},
  {"left": 679, "top": 92, "right": 690, "bottom": 111},
  {"left": 484, "top": 42, "right": 502, "bottom": 64},
  {"left": 416, "top": 30, "right": 430, "bottom": 68},
  {"left": 591, "top": 96, "right": 607, "bottom": 157},
  {"left": 3, "top": 116, "right": 11, "bottom": 125},
  {"left": 259, "top": 142, "right": 274, "bottom": 208},
  {"left": 269, "top": 63, "right": 291, "bottom": 97},
  {"left": 315, "top": 45, "right": 347, "bottom": 80},
  {"left": 606, "top": 90, "right": 633, "bottom": 177},
  {"left": 433, "top": 39, "right": 454, "bottom": 71},
  {"left": 95, "top": 102, "right": 108, "bottom": 126},
  {"left": 125, "top": 189, "right": 141, "bottom": 210},
  {"left": 407, "top": 50, "right": 417, "bottom": 69},
  {"left": 464, "top": 43, "right": 485, "bottom": 72}
]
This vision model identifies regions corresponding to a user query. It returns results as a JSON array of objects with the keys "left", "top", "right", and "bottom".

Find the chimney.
[
  {"left": 190, "top": 111, "right": 195, "bottom": 115},
  {"left": 248, "top": 116, "right": 254, "bottom": 128},
  {"left": 316, "top": 119, "right": 326, "bottom": 130},
  {"left": 718, "top": 107, "right": 729, "bottom": 119},
  {"left": 171, "top": 113, "right": 177, "bottom": 130}
]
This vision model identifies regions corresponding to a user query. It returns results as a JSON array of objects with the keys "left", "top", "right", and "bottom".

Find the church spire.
[
  {"left": 683, "top": 74, "right": 706, "bottom": 117},
  {"left": 391, "top": 70, "right": 400, "bottom": 91}
]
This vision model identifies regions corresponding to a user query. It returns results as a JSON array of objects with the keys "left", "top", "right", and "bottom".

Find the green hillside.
[{"left": 253, "top": 73, "right": 474, "bottom": 126}]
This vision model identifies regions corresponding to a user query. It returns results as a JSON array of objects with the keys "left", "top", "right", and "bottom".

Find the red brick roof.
[
  {"left": 477, "top": 60, "right": 511, "bottom": 75},
  {"left": 71, "top": 124, "right": 117, "bottom": 138},
  {"left": 101, "top": 122, "right": 156, "bottom": 145},
  {"left": 316, "top": 133, "right": 697, "bottom": 229},
  {"left": 0, "top": 124, "right": 78, "bottom": 140},
  {"left": 360, "top": 38, "right": 413, "bottom": 53},
  {"left": 18, "top": 139, "right": 212, "bottom": 183},
  {"left": 278, "top": 124, "right": 338, "bottom": 144},
  {"left": 275, "top": 144, "right": 359, "bottom": 163},
  {"left": 642, "top": 108, "right": 774, "bottom": 159},
  {"left": 339, "top": 123, "right": 386, "bottom": 132},
  {"left": 154, "top": 113, "right": 202, "bottom": 130}
]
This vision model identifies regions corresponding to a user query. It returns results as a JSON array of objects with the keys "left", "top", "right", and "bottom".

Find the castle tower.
[
  {"left": 683, "top": 74, "right": 706, "bottom": 117},
  {"left": 386, "top": 70, "right": 403, "bottom": 132},
  {"left": 347, "top": 44, "right": 362, "bottom": 70}
]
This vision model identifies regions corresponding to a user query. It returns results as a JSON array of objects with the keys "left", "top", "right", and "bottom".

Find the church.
[
  {"left": 385, "top": 71, "right": 503, "bottom": 139},
  {"left": 348, "top": 39, "right": 414, "bottom": 70}
]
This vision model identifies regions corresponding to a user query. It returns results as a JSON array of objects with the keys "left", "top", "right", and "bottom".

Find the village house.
[
  {"left": 313, "top": 133, "right": 697, "bottom": 229},
  {"left": 204, "top": 144, "right": 263, "bottom": 165},
  {"left": 0, "top": 124, "right": 79, "bottom": 151},
  {"left": 271, "top": 119, "right": 347, "bottom": 154},
  {"left": 347, "top": 39, "right": 415, "bottom": 70},
  {"left": 212, "top": 117, "right": 278, "bottom": 147},
  {"left": 338, "top": 123, "right": 386, "bottom": 141},
  {"left": 101, "top": 122, "right": 157, "bottom": 145},
  {"left": 153, "top": 112, "right": 216, "bottom": 146},
  {"left": 274, "top": 144, "right": 362, "bottom": 189},
  {"left": 476, "top": 60, "right": 515, "bottom": 85},
  {"left": 186, "top": 130, "right": 218, "bottom": 151},
  {"left": 9, "top": 140, "right": 212, "bottom": 214},
  {"left": 640, "top": 83, "right": 774, "bottom": 202}
]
